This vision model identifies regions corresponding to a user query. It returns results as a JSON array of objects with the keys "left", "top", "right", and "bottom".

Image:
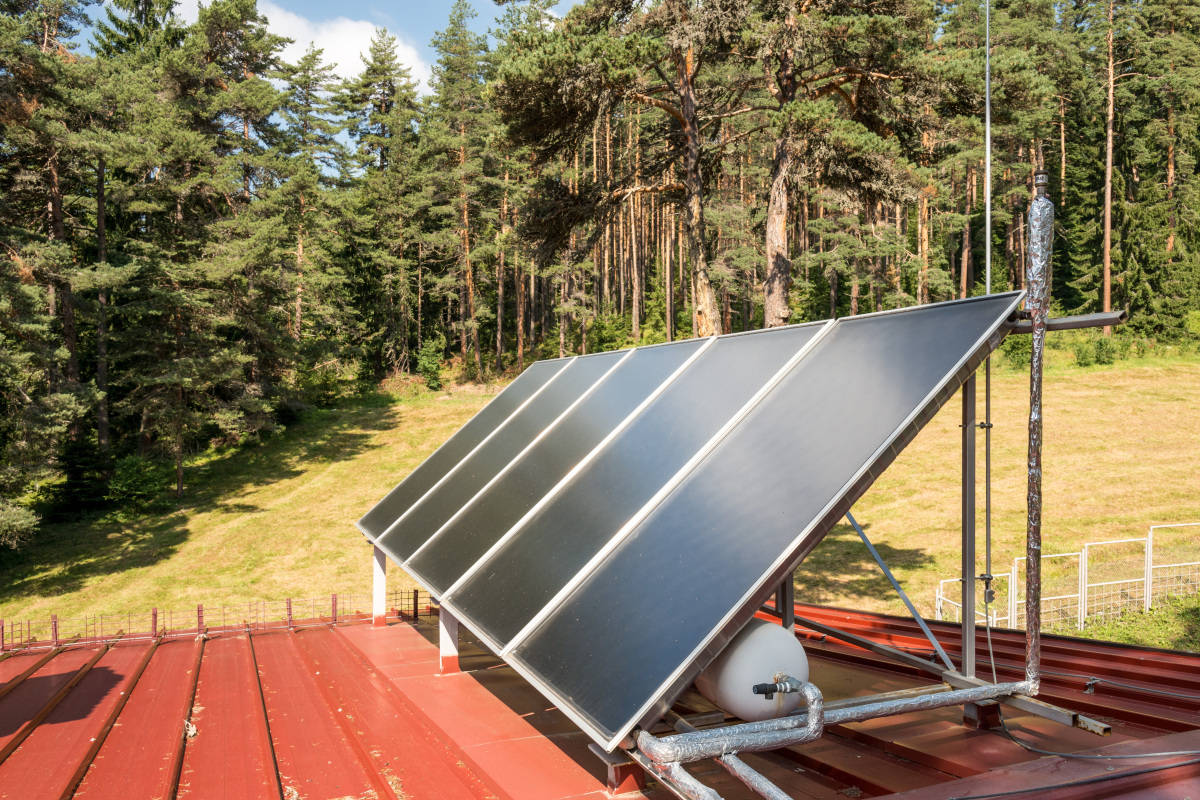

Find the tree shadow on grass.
[
  {"left": 792, "top": 519, "right": 935, "bottom": 609},
  {"left": 0, "top": 396, "right": 403, "bottom": 611}
]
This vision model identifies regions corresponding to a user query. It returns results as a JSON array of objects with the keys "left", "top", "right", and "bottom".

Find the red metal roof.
[{"left": 0, "top": 605, "right": 1196, "bottom": 799}]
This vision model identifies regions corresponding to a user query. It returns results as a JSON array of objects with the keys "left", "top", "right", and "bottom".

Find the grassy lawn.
[
  {"left": 798, "top": 344, "right": 1200, "bottom": 647},
  {"left": 2, "top": 341, "right": 1197, "bottom": 651},
  {"left": 0, "top": 384, "right": 499, "bottom": 631}
]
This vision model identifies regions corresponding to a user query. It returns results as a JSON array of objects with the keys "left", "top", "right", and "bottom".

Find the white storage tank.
[{"left": 695, "top": 618, "right": 810, "bottom": 721}]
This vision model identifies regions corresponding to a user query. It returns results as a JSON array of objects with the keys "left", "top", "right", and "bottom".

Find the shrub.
[
  {"left": 417, "top": 334, "right": 446, "bottom": 391},
  {"left": 1072, "top": 339, "right": 1095, "bottom": 367},
  {"left": 1000, "top": 334, "right": 1032, "bottom": 369},
  {"left": 1093, "top": 335, "right": 1118, "bottom": 365},
  {"left": 0, "top": 502, "right": 38, "bottom": 549},
  {"left": 106, "top": 456, "right": 172, "bottom": 509}
]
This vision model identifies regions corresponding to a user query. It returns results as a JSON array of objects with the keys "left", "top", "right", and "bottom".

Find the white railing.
[{"left": 935, "top": 522, "right": 1200, "bottom": 631}]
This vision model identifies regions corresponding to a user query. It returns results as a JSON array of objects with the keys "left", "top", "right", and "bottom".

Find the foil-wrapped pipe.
[
  {"left": 637, "top": 680, "right": 1028, "bottom": 764},
  {"left": 672, "top": 715, "right": 793, "bottom": 800},
  {"left": 626, "top": 749, "right": 724, "bottom": 800},
  {"left": 1025, "top": 169, "right": 1054, "bottom": 694}
]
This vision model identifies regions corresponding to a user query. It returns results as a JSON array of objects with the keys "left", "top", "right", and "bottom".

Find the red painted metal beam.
[
  {"left": 74, "top": 637, "right": 205, "bottom": 800},
  {"left": 0, "top": 642, "right": 153, "bottom": 799},
  {"left": 56, "top": 641, "right": 159, "bottom": 800},
  {"left": 251, "top": 630, "right": 387, "bottom": 800},
  {"left": 176, "top": 634, "right": 281, "bottom": 799}
]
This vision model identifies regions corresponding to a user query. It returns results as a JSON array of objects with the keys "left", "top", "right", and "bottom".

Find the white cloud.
[
  {"left": 260, "top": 2, "right": 429, "bottom": 87},
  {"left": 172, "top": 0, "right": 430, "bottom": 87}
]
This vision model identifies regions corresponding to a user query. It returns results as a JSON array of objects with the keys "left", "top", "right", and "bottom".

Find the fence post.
[
  {"left": 1009, "top": 566, "right": 1018, "bottom": 627},
  {"left": 0, "top": 620, "right": 4, "bottom": 652},
  {"left": 197, "top": 604, "right": 204, "bottom": 632},
  {"left": 1078, "top": 545, "right": 1088, "bottom": 630},
  {"left": 935, "top": 584, "right": 943, "bottom": 621},
  {"left": 286, "top": 598, "right": 294, "bottom": 631},
  {"left": 51, "top": 615, "right": 58, "bottom": 647},
  {"left": 413, "top": 588, "right": 419, "bottom": 620},
  {"left": 331, "top": 593, "right": 338, "bottom": 625},
  {"left": 1144, "top": 530, "right": 1154, "bottom": 612},
  {"left": 151, "top": 608, "right": 158, "bottom": 638}
]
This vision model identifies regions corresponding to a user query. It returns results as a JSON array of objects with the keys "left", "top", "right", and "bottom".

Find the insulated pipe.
[
  {"left": 1025, "top": 169, "right": 1053, "bottom": 694},
  {"left": 671, "top": 715, "right": 794, "bottom": 800},
  {"left": 640, "top": 681, "right": 822, "bottom": 763},
  {"left": 627, "top": 749, "right": 724, "bottom": 800},
  {"left": 638, "top": 681, "right": 1028, "bottom": 764}
]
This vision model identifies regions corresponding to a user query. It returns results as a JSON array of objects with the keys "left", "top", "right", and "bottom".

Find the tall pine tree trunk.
[
  {"left": 459, "top": 132, "right": 482, "bottom": 375},
  {"left": 96, "top": 156, "right": 110, "bottom": 455},
  {"left": 764, "top": 140, "right": 793, "bottom": 326},
  {"left": 960, "top": 165, "right": 974, "bottom": 298},
  {"left": 294, "top": 192, "right": 304, "bottom": 340},
  {"left": 497, "top": 171, "right": 508, "bottom": 369},
  {"left": 679, "top": 45, "right": 720, "bottom": 337}
]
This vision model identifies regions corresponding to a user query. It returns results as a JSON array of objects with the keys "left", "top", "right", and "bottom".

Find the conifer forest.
[{"left": 2, "top": 0, "right": 1199, "bottom": 545}]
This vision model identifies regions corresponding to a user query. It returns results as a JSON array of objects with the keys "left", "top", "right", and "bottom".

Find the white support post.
[
  {"left": 439, "top": 605, "right": 460, "bottom": 674},
  {"left": 372, "top": 545, "right": 387, "bottom": 626},
  {"left": 1144, "top": 530, "right": 1154, "bottom": 612},
  {"left": 1078, "top": 545, "right": 1088, "bottom": 630},
  {"left": 1009, "top": 564, "right": 1018, "bottom": 627}
]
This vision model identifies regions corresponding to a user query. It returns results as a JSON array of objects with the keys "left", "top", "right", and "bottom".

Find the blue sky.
[{"left": 171, "top": 0, "right": 580, "bottom": 90}]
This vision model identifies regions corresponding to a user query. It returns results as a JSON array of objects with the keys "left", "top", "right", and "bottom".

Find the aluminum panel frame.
[{"left": 510, "top": 292, "right": 1024, "bottom": 751}]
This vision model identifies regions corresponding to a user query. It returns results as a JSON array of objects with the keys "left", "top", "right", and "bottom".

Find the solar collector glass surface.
[
  {"left": 409, "top": 339, "right": 707, "bottom": 594},
  {"left": 357, "top": 358, "right": 569, "bottom": 540},
  {"left": 511, "top": 293, "right": 1022, "bottom": 745},
  {"left": 449, "top": 323, "right": 825, "bottom": 647},
  {"left": 378, "top": 350, "right": 628, "bottom": 562}
]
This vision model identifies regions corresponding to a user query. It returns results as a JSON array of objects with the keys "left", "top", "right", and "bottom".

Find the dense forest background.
[{"left": 2, "top": 0, "right": 1199, "bottom": 547}]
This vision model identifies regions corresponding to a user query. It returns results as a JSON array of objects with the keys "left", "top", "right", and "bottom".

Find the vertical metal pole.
[
  {"left": 1025, "top": 169, "right": 1053, "bottom": 694},
  {"left": 332, "top": 593, "right": 339, "bottom": 625},
  {"left": 372, "top": 544, "right": 387, "bottom": 626},
  {"left": 961, "top": 376, "right": 977, "bottom": 677},
  {"left": 413, "top": 587, "right": 420, "bottom": 620},
  {"left": 286, "top": 598, "right": 294, "bottom": 631},
  {"left": 984, "top": 0, "right": 993, "bottom": 294},
  {"left": 197, "top": 604, "right": 204, "bottom": 632},
  {"left": 1010, "top": 563, "right": 1019, "bottom": 625},
  {"left": 1078, "top": 546, "right": 1088, "bottom": 630},
  {"left": 152, "top": 608, "right": 158, "bottom": 637},
  {"left": 1144, "top": 530, "right": 1154, "bottom": 612}
]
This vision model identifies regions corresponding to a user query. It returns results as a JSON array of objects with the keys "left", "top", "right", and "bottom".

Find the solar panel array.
[{"left": 358, "top": 292, "right": 1024, "bottom": 750}]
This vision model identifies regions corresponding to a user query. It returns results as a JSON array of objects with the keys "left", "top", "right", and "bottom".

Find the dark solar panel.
[
  {"left": 447, "top": 323, "right": 824, "bottom": 647},
  {"left": 357, "top": 292, "right": 1023, "bottom": 751},
  {"left": 408, "top": 338, "right": 708, "bottom": 594},
  {"left": 377, "top": 349, "right": 628, "bottom": 561},
  {"left": 357, "top": 357, "right": 570, "bottom": 540},
  {"left": 509, "top": 293, "right": 1022, "bottom": 746}
]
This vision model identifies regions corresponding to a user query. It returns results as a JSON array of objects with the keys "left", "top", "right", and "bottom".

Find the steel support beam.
[
  {"left": 1007, "top": 310, "right": 1126, "bottom": 334},
  {"left": 962, "top": 375, "right": 977, "bottom": 678}
]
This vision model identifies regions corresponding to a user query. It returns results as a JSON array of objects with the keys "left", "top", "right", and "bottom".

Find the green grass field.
[{"left": 2, "top": 342, "right": 1197, "bottom": 650}]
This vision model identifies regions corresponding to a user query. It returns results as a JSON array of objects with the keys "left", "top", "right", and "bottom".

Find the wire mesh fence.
[
  {"left": 935, "top": 522, "right": 1200, "bottom": 631},
  {"left": 0, "top": 588, "right": 433, "bottom": 652}
]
